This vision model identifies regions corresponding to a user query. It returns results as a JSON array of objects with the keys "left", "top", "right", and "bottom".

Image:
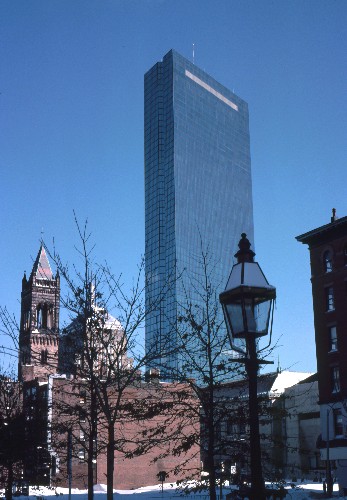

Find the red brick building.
[
  {"left": 297, "top": 210, "right": 347, "bottom": 491},
  {"left": 18, "top": 246, "right": 200, "bottom": 489}
]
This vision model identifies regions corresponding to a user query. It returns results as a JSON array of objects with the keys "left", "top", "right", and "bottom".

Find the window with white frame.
[
  {"left": 323, "top": 250, "right": 333, "bottom": 273},
  {"left": 326, "top": 287, "right": 335, "bottom": 311},
  {"left": 329, "top": 326, "right": 338, "bottom": 351},
  {"left": 79, "top": 389, "right": 86, "bottom": 404},
  {"left": 331, "top": 366, "right": 340, "bottom": 393},
  {"left": 78, "top": 449, "right": 85, "bottom": 462},
  {"left": 334, "top": 409, "right": 344, "bottom": 437}
]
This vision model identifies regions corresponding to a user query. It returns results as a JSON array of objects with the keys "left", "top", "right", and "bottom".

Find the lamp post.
[
  {"left": 326, "top": 408, "right": 333, "bottom": 497},
  {"left": 219, "top": 234, "right": 276, "bottom": 500}
]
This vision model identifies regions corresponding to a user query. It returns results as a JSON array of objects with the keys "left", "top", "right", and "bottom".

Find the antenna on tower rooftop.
[{"left": 331, "top": 208, "right": 337, "bottom": 222}]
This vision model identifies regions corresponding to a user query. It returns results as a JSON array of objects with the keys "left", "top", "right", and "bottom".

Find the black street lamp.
[{"left": 219, "top": 234, "right": 276, "bottom": 500}]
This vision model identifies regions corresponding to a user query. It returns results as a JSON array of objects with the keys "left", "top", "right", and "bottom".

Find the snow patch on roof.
[
  {"left": 103, "top": 312, "right": 122, "bottom": 330},
  {"left": 270, "top": 371, "right": 313, "bottom": 395}
]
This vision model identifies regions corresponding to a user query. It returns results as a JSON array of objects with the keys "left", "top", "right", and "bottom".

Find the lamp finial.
[{"left": 234, "top": 233, "right": 255, "bottom": 263}]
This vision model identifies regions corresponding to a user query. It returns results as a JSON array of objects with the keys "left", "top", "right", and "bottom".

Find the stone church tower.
[{"left": 19, "top": 245, "right": 60, "bottom": 382}]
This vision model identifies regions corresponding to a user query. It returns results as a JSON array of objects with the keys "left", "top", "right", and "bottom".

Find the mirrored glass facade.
[{"left": 145, "top": 50, "right": 254, "bottom": 379}]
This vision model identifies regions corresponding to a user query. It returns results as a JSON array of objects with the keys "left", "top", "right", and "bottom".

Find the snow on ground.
[{"left": 15, "top": 481, "right": 345, "bottom": 500}]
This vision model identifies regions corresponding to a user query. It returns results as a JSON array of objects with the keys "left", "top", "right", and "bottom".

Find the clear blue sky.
[{"left": 1, "top": 0, "right": 346, "bottom": 373}]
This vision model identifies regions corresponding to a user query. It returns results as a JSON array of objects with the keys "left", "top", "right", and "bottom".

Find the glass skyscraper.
[{"left": 144, "top": 49, "right": 254, "bottom": 379}]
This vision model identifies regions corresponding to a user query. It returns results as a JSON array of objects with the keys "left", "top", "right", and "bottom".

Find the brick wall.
[{"left": 50, "top": 377, "right": 200, "bottom": 489}]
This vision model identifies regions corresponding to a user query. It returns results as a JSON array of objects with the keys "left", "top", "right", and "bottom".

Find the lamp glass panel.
[
  {"left": 254, "top": 300, "right": 271, "bottom": 333},
  {"left": 226, "top": 303, "right": 244, "bottom": 336},
  {"left": 244, "top": 300, "right": 257, "bottom": 332}
]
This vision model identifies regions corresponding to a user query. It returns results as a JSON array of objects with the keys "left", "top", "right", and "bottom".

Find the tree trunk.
[
  {"left": 88, "top": 383, "right": 97, "bottom": 500},
  {"left": 88, "top": 429, "right": 94, "bottom": 500},
  {"left": 5, "top": 464, "right": 13, "bottom": 500},
  {"left": 206, "top": 395, "right": 217, "bottom": 500},
  {"left": 207, "top": 454, "right": 217, "bottom": 500},
  {"left": 107, "top": 422, "right": 115, "bottom": 500}
]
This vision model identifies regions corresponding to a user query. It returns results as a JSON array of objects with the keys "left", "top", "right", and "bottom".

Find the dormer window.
[{"left": 323, "top": 250, "right": 333, "bottom": 273}]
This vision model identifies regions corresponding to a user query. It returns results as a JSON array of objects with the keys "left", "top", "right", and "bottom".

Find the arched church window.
[{"left": 323, "top": 250, "right": 333, "bottom": 273}]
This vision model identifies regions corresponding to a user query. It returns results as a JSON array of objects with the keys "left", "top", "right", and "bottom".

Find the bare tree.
[
  {"left": 46, "top": 215, "right": 178, "bottom": 500},
  {"left": 0, "top": 308, "right": 19, "bottom": 370},
  {"left": 0, "top": 215, "right": 194, "bottom": 497},
  {"left": 162, "top": 242, "right": 290, "bottom": 498},
  {"left": 148, "top": 245, "right": 246, "bottom": 500},
  {"left": 0, "top": 376, "right": 26, "bottom": 500}
]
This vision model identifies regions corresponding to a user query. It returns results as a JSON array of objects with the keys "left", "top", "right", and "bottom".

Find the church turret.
[{"left": 19, "top": 245, "right": 60, "bottom": 382}]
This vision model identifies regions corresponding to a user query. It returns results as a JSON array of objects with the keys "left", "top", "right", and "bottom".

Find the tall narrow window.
[
  {"left": 333, "top": 409, "right": 344, "bottom": 437},
  {"left": 47, "top": 306, "right": 53, "bottom": 329},
  {"left": 329, "top": 326, "right": 338, "bottom": 351},
  {"left": 37, "top": 307, "right": 42, "bottom": 328},
  {"left": 41, "top": 349, "right": 48, "bottom": 364},
  {"left": 42, "top": 305, "right": 48, "bottom": 328},
  {"left": 239, "top": 421, "right": 246, "bottom": 436},
  {"left": 326, "top": 287, "right": 335, "bottom": 311},
  {"left": 226, "top": 418, "right": 234, "bottom": 436},
  {"left": 79, "top": 389, "right": 86, "bottom": 404},
  {"left": 323, "top": 250, "right": 333, "bottom": 273},
  {"left": 23, "top": 310, "right": 30, "bottom": 331},
  {"left": 331, "top": 366, "right": 340, "bottom": 393}
]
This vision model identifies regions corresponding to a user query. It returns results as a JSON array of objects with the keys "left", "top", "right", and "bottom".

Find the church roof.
[{"left": 31, "top": 245, "right": 53, "bottom": 280}]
